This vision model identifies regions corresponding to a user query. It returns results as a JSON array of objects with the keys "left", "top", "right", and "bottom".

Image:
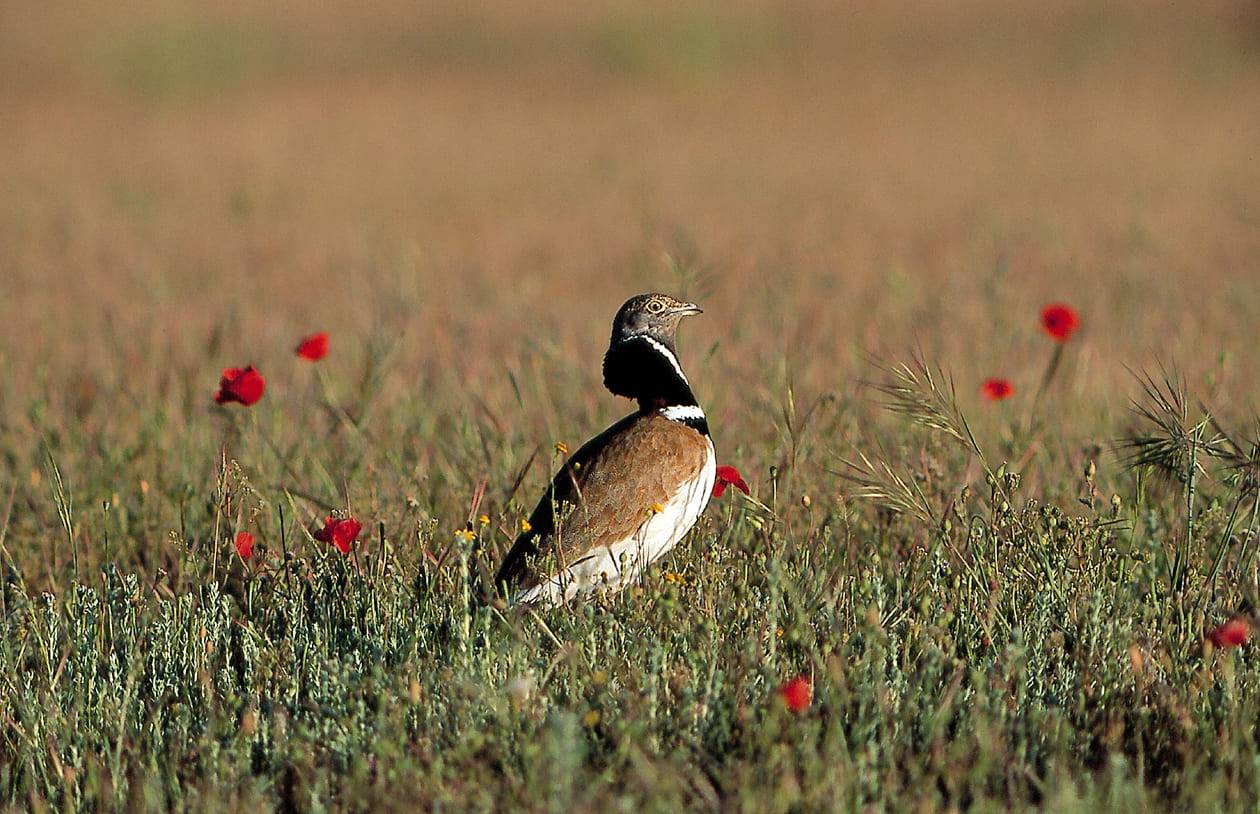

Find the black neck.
[{"left": 602, "top": 336, "right": 698, "bottom": 411}]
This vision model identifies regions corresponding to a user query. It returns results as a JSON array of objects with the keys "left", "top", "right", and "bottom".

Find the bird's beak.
[{"left": 672, "top": 302, "right": 703, "bottom": 316}]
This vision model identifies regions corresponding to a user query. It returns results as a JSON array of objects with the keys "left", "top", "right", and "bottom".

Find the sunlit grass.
[{"left": 3, "top": 1, "right": 1260, "bottom": 810}]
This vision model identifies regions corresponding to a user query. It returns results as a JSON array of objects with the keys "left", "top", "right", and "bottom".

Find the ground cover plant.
[{"left": 3, "top": 1, "right": 1260, "bottom": 810}]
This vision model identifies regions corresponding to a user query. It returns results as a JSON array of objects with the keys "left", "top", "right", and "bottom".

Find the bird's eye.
[{"left": 647, "top": 300, "right": 665, "bottom": 314}]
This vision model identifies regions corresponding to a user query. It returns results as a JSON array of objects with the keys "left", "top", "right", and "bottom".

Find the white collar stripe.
[
  {"left": 640, "top": 336, "right": 689, "bottom": 385},
  {"left": 661, "top": 405, "right": 705, "bottom": 421}
]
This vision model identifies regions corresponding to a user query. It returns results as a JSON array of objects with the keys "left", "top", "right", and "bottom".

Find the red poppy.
[
  {"left": 214, "top": 366, "right": 265, "bottom": 406},
  {"left": 777, "top": 675, "right": 812, "bottom": 713},
  {"left": 234, "top": 531, "right": 255, "bottom": 560},
  {"left": 314, "top": 516, "right": 363, "bottom": 555},
  {"left": 1040, "top": 303, "right": 1080, "bottom": 342},
  {"left": 1208, "top": 616, "right": 1250, "bottom": 649},
  {"left": 981, "top": 378, "right": 1014, "bottom": 402},
  {"left": 712, "top": 465, "right": 750, "bottom": 499},
  {"left": 295, "top": 332, "right": 329, "bottom": 361}
]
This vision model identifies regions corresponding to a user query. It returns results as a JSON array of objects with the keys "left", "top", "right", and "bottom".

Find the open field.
[{"left": 3, "top": 1, "right": 1260, "bottom": 809}]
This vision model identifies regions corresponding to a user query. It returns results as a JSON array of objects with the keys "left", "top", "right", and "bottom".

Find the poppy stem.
[
  {"left": 0, "top": 483, "right": 19, "bottom": 618},
  {"left": 1026, "top": 343, "right": 1065, "bottom": 434},
  {"left": 1207, "top": 491, "right": 1249, "bottom": 597},
  {"left": 210, "top": 443, "right": 230, "bottom": 587},
  {"left": 102, "top": 499, "right": 111, "bottom": 570},
  {"left": 279, "top": 500, "right": 295, "bottom": 601},
  {"left": 1232, "top": 494, "right": 1260, "bottom": 580}
]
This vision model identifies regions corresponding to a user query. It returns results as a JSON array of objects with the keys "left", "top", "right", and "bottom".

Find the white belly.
[{"left": 518, "top": 437, "right": 717, "bottom": 605}]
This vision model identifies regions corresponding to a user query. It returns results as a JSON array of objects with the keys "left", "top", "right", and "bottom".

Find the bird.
[{"left": 495, "top": 293, "right": 717, "bottom": 605}]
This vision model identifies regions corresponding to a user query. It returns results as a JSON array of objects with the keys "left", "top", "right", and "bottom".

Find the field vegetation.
[{"left": 2, "top": 1, "right": 1260, "bottom": 810}]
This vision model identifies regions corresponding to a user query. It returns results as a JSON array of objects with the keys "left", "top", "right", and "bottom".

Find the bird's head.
[{"left": 608, "top": 293, "right": 702, "bottom": 352}]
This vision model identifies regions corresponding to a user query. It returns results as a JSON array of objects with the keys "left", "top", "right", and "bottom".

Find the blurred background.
[{"left": 1, "top": 0, "right": 1258, "bottom": 431}]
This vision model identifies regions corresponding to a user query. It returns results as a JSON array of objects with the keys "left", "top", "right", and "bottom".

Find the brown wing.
[
  {"left": 494, "top": 413, "right": 637, "bottom": 590},
  {"left": 495, "top": 412, "right": 710, "bottom": 594}
]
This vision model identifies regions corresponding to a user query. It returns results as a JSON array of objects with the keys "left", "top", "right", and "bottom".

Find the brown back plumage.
[{"left": 496, "top": 412, "right": 711, "bottom": 593}]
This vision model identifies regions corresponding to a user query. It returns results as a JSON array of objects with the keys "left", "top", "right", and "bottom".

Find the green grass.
[{"left": 4, "top": 348, "right": 1260, "bottom": 812}]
